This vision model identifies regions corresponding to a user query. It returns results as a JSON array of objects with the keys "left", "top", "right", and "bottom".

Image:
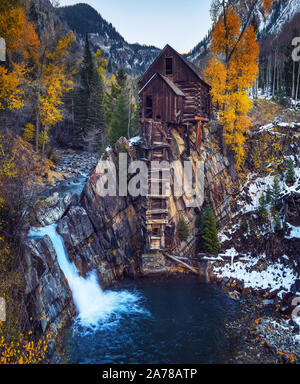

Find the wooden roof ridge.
[
  {"left": 138, "top": 44, "right": 210, "bottom": 87},
  {"left": 139, "top": 72, "right": 185, "bottom": 97}
]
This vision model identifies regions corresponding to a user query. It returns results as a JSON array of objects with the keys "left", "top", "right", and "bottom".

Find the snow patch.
[{"left": 214, "top": 255, "right": 297, "bottom": 296}]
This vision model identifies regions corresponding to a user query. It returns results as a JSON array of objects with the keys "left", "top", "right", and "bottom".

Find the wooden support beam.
[{"left": 163, "top": 253, "right": 198, "bottom": 275}]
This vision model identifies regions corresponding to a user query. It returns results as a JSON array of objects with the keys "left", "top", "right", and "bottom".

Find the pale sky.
[{"left": 59, "top": 0, "right": 212, "bottom": 53}]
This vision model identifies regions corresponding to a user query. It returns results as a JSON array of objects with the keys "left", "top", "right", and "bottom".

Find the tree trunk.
[
  {"left": 292, "top": 60, "right": 295, "bottom": 100},
  {"left": 296, "top": 61, "right": 300, "bottom": 104},
  {"left": 35, "top": 51, "right": 46, "bottom": 153},
  {"left": 41, "top": 124, "right": 48, "bottom": 160},
  {"left": 272, "top": 51, "right": 277, "bottom": 97},
  {"left": 35, "top": 89, "right": 41, "bottom": 153}
]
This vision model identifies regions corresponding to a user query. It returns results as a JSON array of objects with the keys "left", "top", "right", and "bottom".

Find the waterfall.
[{"left": 28, "top": 224, "right": 145, "bottom": 329}]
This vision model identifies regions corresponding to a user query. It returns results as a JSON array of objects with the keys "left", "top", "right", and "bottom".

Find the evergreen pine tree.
[
  {"left": 274, "top": 212, "right": 282, "bottom": 232},
  {"left": 107, "top": 60, "right": 112, "bottom": 73},
  {"left": 202, "top": 205, "right": 220, "bottom": 255},
  {"left": 107, "top": 93, "right": 129, "bottom": 145},
  {"left": 241, "top": 216, "right": 249, "bottom": 233},
  {"left": 104, "top": 68, "right": 128, "bottom": 131},
  {"left": 271, "top": 176, "right": 281, "bottom": 210},
  {"left": 257, "top": 193, "right": 268, "bottom": 219},
  {"left": 176, "top": 216, "right": 190, "bottom": 242},
  {"left": 265, "top": 185, "right": 272, "bottom": 204},
  {"left": 73, "top": 34, "right": 96, "bottom": 147},
  {"left": 286, "top": 159, "right": 296, "bottom": 185},
  {"left": 84, "top": 69, "right": 105, "bottom": 151},
  {"left": 116, "top": 68, "right": 127, "bottom": 89}
]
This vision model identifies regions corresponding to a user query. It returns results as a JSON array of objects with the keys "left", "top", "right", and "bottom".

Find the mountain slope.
[
  {"left": 186, "top": 0, "right": 300, "bottom": 66},
  {"left": 257, "top": 0, "right": 300, "bottom": 37},
  {"left": 58, "top": 3, "right": 161, "bottom": 75}
]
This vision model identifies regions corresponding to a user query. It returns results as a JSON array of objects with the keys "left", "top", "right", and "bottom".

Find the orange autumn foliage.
[
  {"left": 0, "top": 66, "right": 24, "bottom": 110},
  {"left": 0, "top": 5, "right": 40, "bottom": 112},
  {"left": 205, "top": 7, "right": 259, "bottom": 168},
  {"left": 0, "top": 6, "right": 39, "bottom": 62}
]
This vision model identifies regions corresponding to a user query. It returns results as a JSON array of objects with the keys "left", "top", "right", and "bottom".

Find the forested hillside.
[
  {"left": 0, "top": 0, "right": 140, "bottom": 362},
  {"left": 58, "top": 3, "right": 161, "bottom": 75},
  {"left": 0, "top": 0, "right": 299, "bottom": 366},
  {"left": 187, "top": 0, "right": 300, "bottom": 103}
]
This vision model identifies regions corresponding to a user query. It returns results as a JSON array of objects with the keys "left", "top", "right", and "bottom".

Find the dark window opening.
[
  {"left": 156, "top": 115, "right": 161, "bottom": 120},
  {"left": 166, "top": 58, "right": 173, "bottom": 75},
  {"left": 152, "top": 226, "right": 161, "bottom": 236},
  {"left": 145, "top": 95, "right": 153, "bottom": 119}
]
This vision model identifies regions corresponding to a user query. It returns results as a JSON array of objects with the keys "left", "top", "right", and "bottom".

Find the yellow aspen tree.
[
  {"left": 36, "top": 32, "right": 75, "bottom": 158},
  {"left": 205, "top": 0, "right": 277, "bottom": 169},
  {"left": 33, "top": 31, "right": 75, "bottom": 154},
  {"left": 95, "top": 48, "right": 108, "bottom": 81}
]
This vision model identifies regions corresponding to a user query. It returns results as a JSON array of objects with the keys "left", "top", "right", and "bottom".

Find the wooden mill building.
[{"left": 138, "top": 44, "right": 211, "bottom": 252}]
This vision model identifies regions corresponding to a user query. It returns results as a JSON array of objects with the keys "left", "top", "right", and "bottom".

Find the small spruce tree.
[
  {"left": 273, "top": 212, "right": 282, "bottom": 232},
  {"left": 265, "top": 185, "right": 272, "bottom": 204},
  {"left": 176, "top": 216, "right": 189, "bottom": 242},
  {"left": 241, "top": 216, "right": 249, "bottom": 233},
  {"left": 107, "top": 93, "right": 129, "bottom": 145},
  {"left": 271, "top": 176, "right": 281, "bottom": 210},
  {"left": 257, "top": 193, "right": 268, "bottom": 219},
  {"left": 202, "top": 206, "right": 220, "bottom": 255},
  {"left": 286, "top": 159, "right": 296, "bottom": 185}
]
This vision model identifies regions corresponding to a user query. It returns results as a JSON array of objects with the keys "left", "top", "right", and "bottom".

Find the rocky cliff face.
[
  {"left": 24, "top": 235, "right": 75, "bottom": 334},
  {"left": 23, "top": 125, "right": 233, "bottom": 335}
]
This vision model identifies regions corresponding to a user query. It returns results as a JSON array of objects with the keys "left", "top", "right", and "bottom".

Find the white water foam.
[{"left": 28, "top": 224, "right": 147, "bottom": 329}]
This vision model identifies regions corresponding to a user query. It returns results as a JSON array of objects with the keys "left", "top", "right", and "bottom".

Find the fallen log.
[{"left": 163, "top": 252, "right": 198, "bottom": 275}]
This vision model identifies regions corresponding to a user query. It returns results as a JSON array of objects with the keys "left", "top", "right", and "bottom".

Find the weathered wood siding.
[
  {"left": 139, "top": 45, "right": 200, "bottom": 88},
  {"left": 140, "top": 75, "right": 184, "bottom": 123},
  {"left": 179, "top": 81, "right": 211, "bottom": 122}
]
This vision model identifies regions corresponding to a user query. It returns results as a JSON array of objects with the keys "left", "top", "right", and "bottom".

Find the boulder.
[
  {"left": 57, "top": 206, "right": 94, "bottom": 248},
  {"left": 36, "top": 192, "right": 72, "bottom": 226}
]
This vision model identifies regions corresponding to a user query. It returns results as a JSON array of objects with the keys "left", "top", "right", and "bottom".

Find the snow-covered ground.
[
  {"left": 214, "top": 120, "right": 300, "bottom": 298},
  {"left": 213, "top": 254, "right": 297, "bottom": 298}
]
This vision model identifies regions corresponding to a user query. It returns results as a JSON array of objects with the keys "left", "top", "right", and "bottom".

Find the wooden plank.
[{"left": 163, "top": 253, "right": 198, "bottom": 275}]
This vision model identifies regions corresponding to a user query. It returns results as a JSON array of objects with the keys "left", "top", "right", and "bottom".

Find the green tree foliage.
[
  {"left": 286, "top": 159, "right": 296, "bottom": 185},
  {"left": 241, "top": 216, "right": 249, "bottom": 233},
  {"left": 74, "top": 34, "right": 105, "bottom": 150},
  {"left": 202, "top": 205, "right": 220, "bottom": 255},
  {"left": 271, "top": 176, "right": 281, "bottom": 210},
  {"left": 107, "top": 93, "right": 129, "bottom": 145},
  {"left": 176, "top": 216, "right": 189, "bottom": 242},
  {"left": 273, "top": 212, "right": 282, "bottom": 232},
  {"left": 84, "top": 69, "right": 105, "bottom": 151},
  {"left": 257, "top": 193, "right": 268, "bottom": 219},
  {"left": 104, "top": 68, "right": 127, "bottom": 128},
  {"left": 265, "top": 185, "right": 272, "bottom": 204}
]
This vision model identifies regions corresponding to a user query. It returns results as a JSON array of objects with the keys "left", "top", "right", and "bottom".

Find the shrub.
[{"left": 176, "top": 216, "right": 189, "bottom": 242}]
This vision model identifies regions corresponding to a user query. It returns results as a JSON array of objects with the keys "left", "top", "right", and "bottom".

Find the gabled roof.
[
  {"left": 139, "top": 73, "right": 185, "bottom": 97},
  {"left": 138, "top": 44, "right": 209, "bottom": 87}
]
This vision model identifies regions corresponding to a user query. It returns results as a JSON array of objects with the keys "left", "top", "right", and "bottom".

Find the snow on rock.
[
  {"left": 128, "top": 136, "right": 142, "bottom": 146},
  {"left": 214, "top": 254, "right": 297, "bottom": 296},
  {"left": 219, "top": 248, "right": 239, "bottom": 266},
  {"left": 286, "top": 223, "right": 300, "bottom": 240}
]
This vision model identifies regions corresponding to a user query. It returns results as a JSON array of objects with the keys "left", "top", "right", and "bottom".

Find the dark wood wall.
[
  {"left": 179, "top": 81, "right": 211, "bottom": 122},
  {"left": 139, "top": 46, "right": 200, "bottom": 88},
  {"left": 139, "top": 45, "right": 211, "bottom": 123},
  {"left": 140, "top": 75, "right": 184, "bottom": 123}
]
